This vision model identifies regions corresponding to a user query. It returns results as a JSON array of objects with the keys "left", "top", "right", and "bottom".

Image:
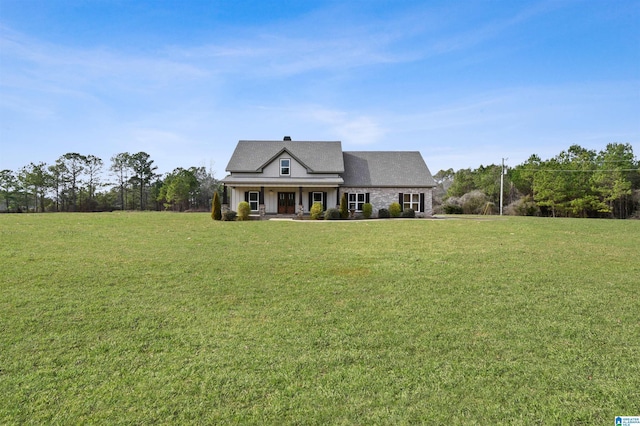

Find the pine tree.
[
  {"left": 340, "top": 193, "right": 348, "bottom": 219},
  {"left": 211, "top": 191, "right": 221, "bottom": 220}
]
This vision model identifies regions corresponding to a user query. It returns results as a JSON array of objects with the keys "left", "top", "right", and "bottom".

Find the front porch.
[{"left": 222, "top": 184, "right": 341, "bottom": 217}]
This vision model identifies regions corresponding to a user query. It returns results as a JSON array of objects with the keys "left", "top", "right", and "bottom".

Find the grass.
[{"left": 1, "top": 212, "right": 638, "bottom": 424}]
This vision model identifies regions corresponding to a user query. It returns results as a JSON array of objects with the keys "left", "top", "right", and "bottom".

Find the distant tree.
[
  {"left": 473, "top": 164, "right": 502, "bottom": 203},
  {"left": 0, "top": 169, "right": 17, "bottom": 211},
  {"left": 148, "top": 178, "right": 164, "bottom": 211},
  {"left": 433, "top": 168, "right": 455, "bottom": 212},
  {"left": 533, "top": 145, "right": 600, "bottom": 217},
  {"left": 563, "top": 145, "right": 598, "bottom": 217},
  {"left": 20, "top": 162, "right": 49, "bottom": 212},
  {"left": 533, "top": 158, "right": 566, "bottom": 217},
  {"left": 591, "top": 143, "right": 637, "bottom": 218},
  {"left": 83, "top": 155, "right": 103, "bottom": 211},
  {"left": 447, "top": 168, "right": 475, "bottom": 198},
  {"left": 434, "top": 168, "right": 455, "bottom": 187},
  {"left": 110, "top": 152, "right": 131, "bottom": 210},
  {"left": 48, "top": 161, "right": 67, "bottom": 212},
  {"left": 158, "top": 168, "right": 198, "bottom": 211},
  {"left": 58, "top": 153, "right": 87, "bottom": 211},
  {"left": 191, "top": 165, "right": 218, "bottom": 210},
  {"left": 509, "top": 154, "right": 541, "bottom": 198},
  {"left": 129, "top": 152, "right": 158, "bottom": 210}
]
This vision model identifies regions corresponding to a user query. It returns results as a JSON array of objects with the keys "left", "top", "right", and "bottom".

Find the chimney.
[{"left": 283, "top": 136, "right": 291, "bottom": 141}]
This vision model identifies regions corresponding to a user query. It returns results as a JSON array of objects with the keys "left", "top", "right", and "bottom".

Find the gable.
[
  {"left": 341, "top": 151, "right": 436, "bottom": 187},
  {"left": 226, "top": 141, "right": 344, "bottom": 173}
]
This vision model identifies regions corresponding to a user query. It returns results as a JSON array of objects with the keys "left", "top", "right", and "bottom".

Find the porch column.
[
  {"left": 297, "top": 186, "right": 304, "bottom": 219},
  {"left": 336, "top": 187, "right": 340, "bottom": 208},
  {"left": 259, "top": 186, "right": 266, "bottom": 218},
  {"left": 222, "top": 185, "right": 229, "bottom": 213}
]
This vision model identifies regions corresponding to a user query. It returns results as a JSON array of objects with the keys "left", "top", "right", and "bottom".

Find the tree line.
[
  {"left": 0, "top": 152, "right": 219, "bottom": 213},
  {"left": 434, "top": 143, "right": 639, "bottom": 219},
  {"left": 3, "top": 143, "right": 638, "bottom": 218}
]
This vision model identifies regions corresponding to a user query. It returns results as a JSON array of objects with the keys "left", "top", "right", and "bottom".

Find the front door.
[{"left": 278, "top": 192, "right": 296, "bottom": 214}]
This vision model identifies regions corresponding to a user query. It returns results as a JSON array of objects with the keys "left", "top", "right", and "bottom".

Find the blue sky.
[{"left": 1, "top": 0, "right": 638, "bottom": 177}]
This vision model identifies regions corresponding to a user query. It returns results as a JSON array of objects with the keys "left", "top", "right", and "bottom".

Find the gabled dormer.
[{"left": 223, "top": 138, "right": 345, "bottom": 184}]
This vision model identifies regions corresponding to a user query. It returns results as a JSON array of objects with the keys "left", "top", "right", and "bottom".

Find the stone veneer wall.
[{"left": 340, "top": 187, "right": 433, "bottom": 217}]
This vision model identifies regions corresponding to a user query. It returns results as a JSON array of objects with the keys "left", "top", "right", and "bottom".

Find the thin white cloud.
[
  {"left": 428, "top": 1, "right": 560, "bottom": 55},
  {"left": 0, "top": 25, "right": 208, "bottom": 95},
  {"left": 301, "top": 107, "right": 386, "bottom": 146}
]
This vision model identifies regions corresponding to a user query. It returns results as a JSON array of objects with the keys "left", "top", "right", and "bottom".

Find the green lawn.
[{"left": 1, "top": 213, "right": 638, "bottom": 424}]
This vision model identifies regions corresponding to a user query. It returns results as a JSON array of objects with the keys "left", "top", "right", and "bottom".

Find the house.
[{"left": 220, "top": 137, "right": 436, "bottom": 217}]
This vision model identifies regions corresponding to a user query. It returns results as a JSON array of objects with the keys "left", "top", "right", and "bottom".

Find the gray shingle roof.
[
  {"left": 225, "top": 140, "right": 344, "bottom": 173},
  {"left": 341, "top": 151, "right": 436, "bottom": 187}
]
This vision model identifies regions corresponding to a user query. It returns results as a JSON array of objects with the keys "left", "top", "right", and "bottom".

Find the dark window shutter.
[
  {"left": 336, "top": 188, "right": 340, "bottom": 206},
  {"left": 365, "top": 193, "right": 370, "bottom": 204},
  {"left": 244, "top": 192, "right": 249, "bottom": 202},
  {"left": 420, "top": 193, "right": 425, "bottom": 213},
  {"left": 399, "top": 193, "right": 404, "bottom": 211},
  {"left": 323, "top": 192, "right": 327, "bottom": 211},
  {"left": 308, "top": 192, "right": 312, "bottom": 212}
]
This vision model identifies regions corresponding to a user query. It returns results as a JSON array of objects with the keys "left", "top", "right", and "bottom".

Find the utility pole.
[{"left": 500, "top": 158, "right": 506, "bottom": 216}]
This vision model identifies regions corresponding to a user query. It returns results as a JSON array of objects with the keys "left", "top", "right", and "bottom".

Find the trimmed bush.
[
  {"left": 211, "top": 191, "right": 222, "bottom": 220},
  {"left": 377, "top": 208, "right": 390, "bottom": 218},
  {"left": 339, "top": 193, "right": 348, "bottom": 219},
  {"left": 310, "top": 202, "right": 323, "bottom": 220},
  {"left": 389, "top": 202, "right": 402, "bottom": 218},
  {"left": 222, "top": 210, "right": 237, "bottom": 221},
  {"left": 362, "top": 203, "right": 372, "bottom": 219},
  {"left": 324, "top": 208, "right": 341, "bottom": 220},
  {"left": 237, "top": 201, "right": 251, "bottom": 221},
  {"left": 401, "top": 208, "right": 415, "bottom": 218}
]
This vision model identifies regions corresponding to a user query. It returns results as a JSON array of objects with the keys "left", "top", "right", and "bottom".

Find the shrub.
[
  {"left": 310, "top": 202, "right": 323, "bottom": 220},
  {"left": 211, "top": 192, "right": 222, "bottom": 220},
  {"left": 237, "top": 201, "right": 251, "bottom": 221},
  {"left": 506, "top": 196, "right": 540, "bottom": 216},
  {"left": 362, "top": 203, "right": 372, "bottom": 219},
  {"left": 222, "top": 210, "right": 237, "bottom": 221},
  {"left": 401, "top": 208, "right": 415, "bottom": 218},
  {"left": 443, "top": 204, "right": 463, "bottom": 214},
  {"left": 377, "top": 208, "right": 390, "bottom": 218},
  {"left": 324, "top": 208, "right": 341, "bottom": 220},
  {"left": 460, "top": 190, "right": 489, "bottom": 214},
  {"left": 389, "top": 202, "right": 402, "bottom": 218},
  {"left": 339, "top": 193, "right": 348, "bottom": 219}
]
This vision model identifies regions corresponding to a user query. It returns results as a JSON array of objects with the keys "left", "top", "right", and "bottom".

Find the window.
[
  {"left": 248, "top": 191, "right": 259, "bottom": 211},
  {"left": 403, "top": 193, "right": 420, "bottom": 212},
  {"left": 348, "top": 193, "right": 368, "bottom": 211},
  {"left": 312, "top": 192, "right": 324, "bottom": 205},
  {"left": 280, "top": 159, "right": 290, "bottom": 176}
]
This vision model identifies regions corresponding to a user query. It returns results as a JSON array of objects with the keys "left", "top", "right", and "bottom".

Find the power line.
[{"left": 516, "top": 169, "right": 639, "bottom": 173}]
